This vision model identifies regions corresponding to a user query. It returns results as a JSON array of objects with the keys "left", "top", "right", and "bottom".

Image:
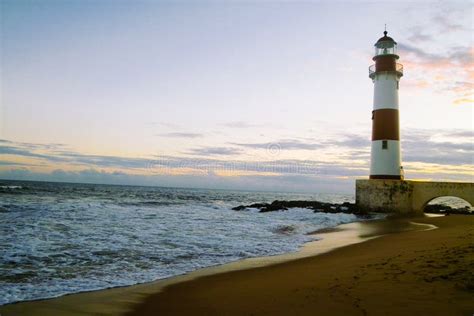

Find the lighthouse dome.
[{"left": 376, "top": 31, "right": 397, "bottom": 45}]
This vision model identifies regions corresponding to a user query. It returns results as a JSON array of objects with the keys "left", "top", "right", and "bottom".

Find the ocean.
[{"left": 0, "top": 180, "right": 374, "bottom": 305}]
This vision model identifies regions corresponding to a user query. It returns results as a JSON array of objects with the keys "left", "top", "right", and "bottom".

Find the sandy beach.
[
  {"left": 1, "top": 214, "right": 473, "bottom": 316},
  {"left": 124, "top": 214, "right": 473, "bottom": 316}
]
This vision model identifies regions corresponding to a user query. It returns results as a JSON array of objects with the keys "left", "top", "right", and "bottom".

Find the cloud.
[
  {"left": 453, "top": 98, "right": 473, "bottom": 105},
  {"left": 398, "top": 43, "right": 473, "bottom": 102},
  {"left": 450, "top": 81, "right": 473, "bottom": 97},
  {"left": 0, "top": 161, "right": 36, "bottom": 166},
  {"left": 404, "top": 128, "right": 473, "bottom": 143},
  {"left": 0, "top": 144, "right": 151, "bottom": 169},
  {"left": 221, "top": 121, "right": 263, "bottom": 128},
  {"left": 0, "top": 139, "right": 67, "bottom": 151},
  {"left": 407, "top": 28, "right": 433, "bottom": 43},
  {"left": 449, "top": 46, "right": 474, "bottom": 65},
  {"left": 1, "top": 130, "right": 472, "bottom": 190},
  {"left": 149, "top": 121, "right": 181, "bottom": 129},
  {"left": 442, "top": 130, "right": 473, "bottom": 138},
  {"left": 186, "top": 147, "right": 242, "bottom": 156},
  {"left": 149, "top": 156, "right": 324, "bottom": 175},
  {"left": 334, "top": 135, "right": 369, "bottom": 149},
  {"left": 398, "top": 44, "right": 472, "bottom": 66},
  {"left": 232, "top": 139, "right": 324, "bottom": 151},
  {"left": 57, "top": 152, "right": 150, "bottom": 169},
  {"left": 432, "top": 14, "right": 465, "bottom": 33},
  {"left": 397, "top": 43, "right": 436, "bottom": 62},
  {"left": 0, "top": 145, "right": 68, "bottom": 162},
  {"left": 402, "top": 129, "right": 473, "bottom": 165},
  {"left": 157, "top": 132, "right": 204, "bottom": 138},
  {"left": 398, "top": 8, "right": 472, "bottom": 102}
]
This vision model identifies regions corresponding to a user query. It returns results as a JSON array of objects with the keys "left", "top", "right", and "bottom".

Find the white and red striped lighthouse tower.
[{"left": 369, "top": 31, "right": 404, "bottom": 180}]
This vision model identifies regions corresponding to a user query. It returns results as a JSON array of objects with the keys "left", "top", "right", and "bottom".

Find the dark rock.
[
  {"left": 232, "top": 205, "right": 247, "bottom": 211},
  {"left": 232, "top": 200, "right": 368, "bottom": 215},
  {"left": 232, "top": 203, "right": 269, "bottom": 211},
  {"left": 424, "top": 204, "right": 473, "bottom": 215}
]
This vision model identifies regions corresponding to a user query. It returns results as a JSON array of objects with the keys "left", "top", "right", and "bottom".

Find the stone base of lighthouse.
[
  {"left": 356, "top": 179, "right": 474, "bottom": 214},
  {"left": 356, "top": 179, "right": 414, "bottom": 214}
]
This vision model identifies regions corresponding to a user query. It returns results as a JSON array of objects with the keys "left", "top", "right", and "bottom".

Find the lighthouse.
[
  {"left": 356, "top": 31, "right": 474, "bottom": 215},
  {"left": 369, "top": 31, "right": 404, "bottom": 180}
]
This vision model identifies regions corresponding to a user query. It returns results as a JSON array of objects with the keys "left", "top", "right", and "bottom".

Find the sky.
[{"left": 0, "top": 0, "right": 473, "bottom": 193}]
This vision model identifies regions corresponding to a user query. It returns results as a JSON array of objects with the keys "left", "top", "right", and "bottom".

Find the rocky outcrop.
[
  {"left": 232, "top": 200, "right": 473, "bottom": 215},
  {"left": 232, "top": 200, "right": 366, "bottom": 215}
]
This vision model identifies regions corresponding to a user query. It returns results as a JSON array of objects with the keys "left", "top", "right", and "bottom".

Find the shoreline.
[
  {"left": 0, "top": 215, "right": 429, "bottom": 316},
  {"left": 126, "top": 214, "right": 473, "bottom": 316}
]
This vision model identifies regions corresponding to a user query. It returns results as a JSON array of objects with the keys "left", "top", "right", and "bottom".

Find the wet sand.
[{"left": 1, "top": 215, "right": 473, "bottom": 315}]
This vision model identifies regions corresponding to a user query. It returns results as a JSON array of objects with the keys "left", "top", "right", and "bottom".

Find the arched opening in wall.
[{"left": 424, "top": 196, "right": 473, "bottom": 214}]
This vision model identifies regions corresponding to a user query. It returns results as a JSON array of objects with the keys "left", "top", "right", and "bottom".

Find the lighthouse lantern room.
[{"left": 369, "top": 31, "right": 404, "bottom": 180}]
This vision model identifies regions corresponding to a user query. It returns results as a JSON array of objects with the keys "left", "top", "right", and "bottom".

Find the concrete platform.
[{"left": 356, "top": 179, "right": 474, "bottom": 214}]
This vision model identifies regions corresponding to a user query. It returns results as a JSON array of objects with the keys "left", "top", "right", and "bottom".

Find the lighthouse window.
[
  {"left": 396, "top": 81, "right": 399, "bottom": 90},
  {"left": 382, "top": 140, "right": 388, "bottom": 150}
]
